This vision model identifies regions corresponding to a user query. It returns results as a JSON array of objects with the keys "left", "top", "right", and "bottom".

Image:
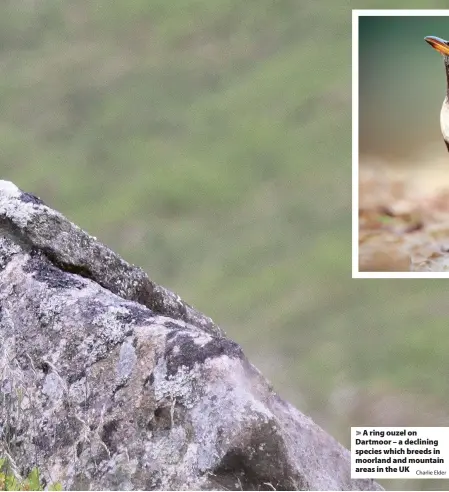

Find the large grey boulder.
[{"left": 0, "top": 180, "right": 381, "bottom": 490}]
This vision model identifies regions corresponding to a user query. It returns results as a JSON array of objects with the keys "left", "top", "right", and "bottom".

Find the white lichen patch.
[
  {"left": 191, "top": 331, "right": 213, "bottom": 347},
  {"left": 0, "top": 237, "right": 22, "bottom": 266},
  {"left": 153, "top": 358, "right": 197, "bottom": 407},
  {"left": 0, "top": 182, "right": 40, "bottom": 229},
  {"left": 116, "top": 338, "right": 137, "bottom": 385},
  {"left": 68, "top": 376, "right": 90, "bottom": 406},
  {"left": 0, "top": 180, "right": 20, "bottom": 196},
  {"left": 93, "top": 306, "right": 132, "bottom": 343},
  {"left": 42, "top": 372, "right": 66, "bottom": 400},
  {"left": 146, "top": 426, "right": 187, "bottom": 465}
]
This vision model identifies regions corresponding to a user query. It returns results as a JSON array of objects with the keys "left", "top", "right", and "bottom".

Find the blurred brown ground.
[{"left": 359, "top": 156, "right": 449, "bottom": 272}]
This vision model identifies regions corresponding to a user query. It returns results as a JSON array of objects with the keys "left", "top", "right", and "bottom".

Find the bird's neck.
[{"left": 445, "top": 60, "right": 449, "bottom": 99}]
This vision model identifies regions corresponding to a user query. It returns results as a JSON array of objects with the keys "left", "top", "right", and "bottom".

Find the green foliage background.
[
  {"left": 0, "top": 458, "right": 62, "bottom": 491},
  {"left": 1, "top": 1, "right": 449, "bottom": 490}
]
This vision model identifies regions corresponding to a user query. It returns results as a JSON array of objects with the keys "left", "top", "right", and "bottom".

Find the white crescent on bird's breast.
[{"left": 440, "top": 97, "right": 449, "bottom": 142}]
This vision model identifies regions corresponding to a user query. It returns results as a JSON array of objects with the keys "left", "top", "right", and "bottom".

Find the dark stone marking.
[
  {"left": 0, "top": 238, "right": 21, "bottom": 271},
  {"left": 101, "top": 419, "right": 119, "bottom": 454},
  {"left": 163, "top": 321, "right": 184, "bottom": 332},
  {"left": 115, "top": 304, "right": 155, "bottom": 325},
  {"left": 148, "top": 405, "right": 172, "bottom": 431},
  {"left": 165, "top": 333, "right": 243, "bottom": 376},
  {"left": 77, "top": 298, "right": 105, "bottom": 319},
  {"left": 41, "top": 246, "right": 94, "bottom": 282},
  {"left": 211, "top": 425, "right": 302, "bottom": 491},
  {"left": 54, "top": 416, "right": 81, "bottom": 448},
  {"left": 67, "top": 369, "right": 86, "bottom": 385},
  {"left": 19, "top": 191, "right": 46, "bottom": 206},
  {"left": 24, "top": 250, "right": 85, "bottom": 290},
  {"left": 2, "top": 423, "right": 17, "bottom": 445},
  {"left": 32, "top": 433, "right": 52, "bottom": 452},
  {"left": 112, "top": 381, "right": 127, "bottom": 396},
  {"left": 143, "top": 372, "right": 154, "bottom": 389},
  {"left": 151, "top": 478, "right": 162, "bottom": 490},
  {"left": 40, "top": 361, "right": 50, "bottom": 374},
  {"left": 76, "top": 441, "right": 84, "bottom": 458}
]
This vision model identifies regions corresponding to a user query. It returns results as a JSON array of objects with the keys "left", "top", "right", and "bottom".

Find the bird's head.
[{"left": 425, "top": 36, "right": 449, "bottom": 64}]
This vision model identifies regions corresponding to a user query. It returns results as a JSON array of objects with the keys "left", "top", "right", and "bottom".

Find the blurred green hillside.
[{"left": 2, "top": 1, "right": 449, "bottom": 490}]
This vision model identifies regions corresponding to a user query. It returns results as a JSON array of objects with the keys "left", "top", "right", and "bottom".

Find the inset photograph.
[{"left": 354, "top": 10, "right": 449, "bottom": 277}]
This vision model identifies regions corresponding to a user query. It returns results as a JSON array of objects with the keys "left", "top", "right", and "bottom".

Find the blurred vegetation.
[
  {"left": 1, "top": 1, "right": 449, "bottom": 490},
  {"left": 0, "top": 457, "right": 62, "bottom": 491}
]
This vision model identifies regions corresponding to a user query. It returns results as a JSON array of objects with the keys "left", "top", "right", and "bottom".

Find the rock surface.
[{"left": 0, "top": 181, "right": 382, "bottom": 490}]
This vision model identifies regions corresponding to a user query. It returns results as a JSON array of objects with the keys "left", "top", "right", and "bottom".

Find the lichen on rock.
[{"left": 0, "top": 181, "right": 382, "bottom": 490}]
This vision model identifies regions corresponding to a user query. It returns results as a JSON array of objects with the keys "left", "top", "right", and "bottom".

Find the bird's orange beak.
[{"left": 425, "top": 36, "right": 449, "bottom": 56}]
